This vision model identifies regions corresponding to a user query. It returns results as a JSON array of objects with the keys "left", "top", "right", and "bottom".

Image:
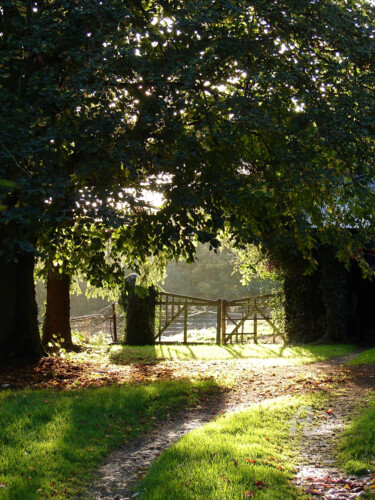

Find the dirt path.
[
  {"left": 88, "top": 354, "right": 375, "bottom": 499},
  {"left": 293, "top": 362, "right": 375, "bottom": 499}
]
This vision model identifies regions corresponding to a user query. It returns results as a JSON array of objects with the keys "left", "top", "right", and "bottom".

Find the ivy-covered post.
[{"left": 119, "top": 274, "right": 156, "bottom": 346}]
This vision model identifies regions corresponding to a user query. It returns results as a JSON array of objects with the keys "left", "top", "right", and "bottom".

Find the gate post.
[
  {"left": 184, "top": 301, "right": 188, "bottom": 344},
  {"left": 221, "top": 299, "right": 227, "bottom": 345},
  {"left": 112, "top": 302, "right": 117, "bottom": 343},
  {"left": 216, "top": 299, "right": 221, "bottom": 345},
  {"left": 254, "top": 300, "right": 258, "bottom": 344}
]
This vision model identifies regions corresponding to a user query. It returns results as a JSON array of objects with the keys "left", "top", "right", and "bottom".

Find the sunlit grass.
[
  {"left": 137, "top": 394, "right": 326, "bottom": 499},
  {"left": 0, "top": 379, "right": 217, "bottom": 499},
  {"left": 337, "top": 395, "right": 375, "bottom": 477},
  {"left": 346, "top": 347, "right": 375, "bottom": 366},
  {"left": 109, "top": 343, "right": 356, "bottom": 365}
]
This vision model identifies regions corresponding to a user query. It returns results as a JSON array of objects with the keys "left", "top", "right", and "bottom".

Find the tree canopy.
[
  {"left": 1, "top": 0, "right": 375, "bottom": 358},
  {"left": 116, "top": 0, "right": 375, "bottom": 272}
]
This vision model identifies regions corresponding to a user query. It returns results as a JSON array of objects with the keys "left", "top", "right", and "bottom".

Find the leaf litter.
[{"left": 1, "top": 351, "right": 375, "bottom": 498}]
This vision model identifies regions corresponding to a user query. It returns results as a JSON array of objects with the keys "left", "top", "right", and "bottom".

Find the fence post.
[
  {"left": 112, "top": 302, "right": 117, "bottom": 343},
  {"left": 184, "top": 301, "right": 188, "bottom": 344},
  {"left": 221, "top": 299, "right": 227, "bottom": 345},
  {"left": 216, "top": 299, "right": 221, "bottom": 345},
  {"left": 254, "top": 300, "right": 258, "bottom": 344}
]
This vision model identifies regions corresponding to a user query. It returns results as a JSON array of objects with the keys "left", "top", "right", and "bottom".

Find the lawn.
[
  {"left": 337, "top": 394, "right": 375, "bottom": 476},
  {"left": 136, "top": 394, "right": 327, "bottom": 499},
  {"left": 0, "top": 342, "right": 361, "bottom": 499},
  {"left": 346, "top": 347, "right": 375, "bottom": 366},
  {"left": 109, "top": 343, "right": 356, "bottom": 365},
  {"left": 0, "top": 379, "right": 217, "bottom": 499}
]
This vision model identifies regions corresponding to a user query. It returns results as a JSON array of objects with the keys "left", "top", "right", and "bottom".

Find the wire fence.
[
  {"left": 68, "top": 291, "right": 283, "bottom": 345},
  {"left": 70, "top": 303, "right": 124, "bottom": 343}
]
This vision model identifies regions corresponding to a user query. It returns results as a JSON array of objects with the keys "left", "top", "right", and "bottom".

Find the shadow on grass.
[
  {"left": 108, "top": 343, "right": 357, "bottom": 367},
  {"left": 0, "top": 377, "right": 219, "bottom": 500},
  {"left": 136, "top": 395, "right": 321, "bottom": 500}
]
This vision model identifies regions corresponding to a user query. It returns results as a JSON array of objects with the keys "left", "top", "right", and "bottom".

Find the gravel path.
[
  {"left": 88, "top": 354, "right": 375, "bottom": 499},
  {"left": 293, "top": 361, "right": 375, "bottom": 499}
]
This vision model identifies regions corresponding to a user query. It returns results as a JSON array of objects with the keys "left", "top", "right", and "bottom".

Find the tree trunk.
[
  {"left": 0, "top": 252, "right": 45, "bottom": 360},
  {"left": 42, "top": 265, "right": 72, "bottom": 347},
  {"left": 120, "top": 275, "right": 156, "bottom": 346}
]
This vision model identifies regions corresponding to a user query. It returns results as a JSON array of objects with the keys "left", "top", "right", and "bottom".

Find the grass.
[
  {"left": 109, "top": 343, "right": 356, "bottom": 365},
  {"left": 342, "top": 347, "right": 375, "bottom": 478},
  {"left": 0, "top": 379, "right": 217, "bottom": 499},
  {"left": 0, "top": 342, "right": 360, "bottom": 498},
  {"left": 346, "top": 347, "right": 375, "bottom": 366},
  {"left": 136, "top": 394, "right": 327, "bottom": 499},
  {"left": 337, "top": 395, "right": 375, "bottom": 477}
]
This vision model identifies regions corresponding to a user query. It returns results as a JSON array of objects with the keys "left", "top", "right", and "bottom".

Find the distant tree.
[{"left": 163, "top": 244, "right": 275, "bottom": 299}]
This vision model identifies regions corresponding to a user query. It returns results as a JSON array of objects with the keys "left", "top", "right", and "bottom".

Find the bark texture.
[
  {"left": 42, "top": 265, "right": 72, "bottom": 347},
  {"left": 0, "top": 252, "right": 45, "bottom": 360}
]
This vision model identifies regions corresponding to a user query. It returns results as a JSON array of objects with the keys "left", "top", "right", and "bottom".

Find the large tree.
[
  {"left": 0, "top": 1, "right": 157, "bottom": 358},
  {"left": 1, "top": 0, "right": 375, "bottom": 359}
]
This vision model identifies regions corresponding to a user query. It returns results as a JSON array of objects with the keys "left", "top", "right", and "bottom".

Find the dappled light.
[
  {"left": 2, "top": 0, "right": 375, "bottom": 497},
  {"left": 109, "top": 343, "right": 356, "bottom": 365},
  {"left": 0, "top": 380, "right": 217, "bottom": 499}
]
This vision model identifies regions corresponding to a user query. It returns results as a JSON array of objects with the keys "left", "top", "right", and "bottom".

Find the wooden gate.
[
  {"left": 155, "top": 292, "right": 219, "bottom": 343},
  {"left": 155, "top": 291, "right": 282, "bottom": 345},
  {"left": 221, "top": 294, "right": 282, "bottom": 345}
]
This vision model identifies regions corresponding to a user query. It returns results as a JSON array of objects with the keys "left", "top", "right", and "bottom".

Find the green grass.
[
  {"left": 0, "top": 379, "right": 217, "bottom": 499},
  {"left": 346, "top": 347, "right": 375, "bottom": 366},
  {"left": 109, "top": 343, "right": 356, "bottom": 365},
  {"left": 137, "top": 394, "right": 327, "bottom": 499},
  {"left": 0, "top": 343, "right": 359, "bottom": 499},
  {"left": 337, "top": 395, "right": 375, "bottom": 477}
]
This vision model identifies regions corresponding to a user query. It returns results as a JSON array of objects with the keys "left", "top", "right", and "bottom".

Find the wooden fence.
[
  {"left": 221, "top": 294, "right": 281, "bottom": 345},
  {"left": 155, "top": 291, "right": 282, "bottom": 345}
]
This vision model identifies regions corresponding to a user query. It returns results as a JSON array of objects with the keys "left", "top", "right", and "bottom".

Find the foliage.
[
  {"left": 137, "top": 394, "right": 326, "bottom": 499},
  {"left": 163, "top": 243, "right": 275, "bottom": 299},
  {"left": 2, "top": 0, "right": 375, "bottom": 357},
  {"left": 0, "top": 379, "right": 217, "bottom": 499},
  {"left": 234, "top": 244, "right": 283, "bottom": 284},
  {"left": 115, "top": 0, "right": 375, "bottom": 274},
  {"left": 284, "top": 247, "right": 352, "bottom": 343},
  {"left": 0, "top": 1, "right": 146, "bottom": 258}
]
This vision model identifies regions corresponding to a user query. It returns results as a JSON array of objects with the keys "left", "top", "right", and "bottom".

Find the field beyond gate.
[{"left": 155, "top": 292, "right": 283, "bottom": 345}]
